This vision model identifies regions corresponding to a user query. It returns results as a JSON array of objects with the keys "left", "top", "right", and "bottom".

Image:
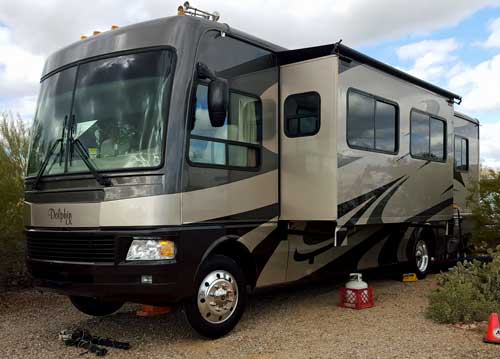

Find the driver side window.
[{"left": 188, "top": 84, "right": 262, "bottom": 168}]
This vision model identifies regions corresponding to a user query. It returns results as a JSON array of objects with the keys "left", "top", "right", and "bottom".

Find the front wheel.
[
  {"left": 185, "top": 255, "right": 247, "bottom": 339},
  {"left": 70, "top": 296, "right": 123, "bottom": 316}
]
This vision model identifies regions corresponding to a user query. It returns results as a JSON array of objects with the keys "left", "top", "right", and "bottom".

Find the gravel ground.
[{"left": 0, "top": 274, "right": 497, "bottom": 359}]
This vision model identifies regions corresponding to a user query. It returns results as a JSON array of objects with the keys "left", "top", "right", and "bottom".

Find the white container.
[{"left": 345, "top": 273, "right": 368, "bottom": 290}]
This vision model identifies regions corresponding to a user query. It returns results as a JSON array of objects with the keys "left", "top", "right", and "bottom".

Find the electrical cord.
[{"left": 59, "top": 328, "right": 130, "bottom": 356}]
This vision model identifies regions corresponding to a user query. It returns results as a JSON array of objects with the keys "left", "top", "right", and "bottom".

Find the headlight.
[{"left": 126, "top": 237, "right": 176, "bottom": 261}]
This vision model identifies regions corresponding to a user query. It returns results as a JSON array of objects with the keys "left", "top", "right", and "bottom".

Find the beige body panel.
[
  {"left": 182, "top": 170, "right": 278, "bottom": 224},
  {"left": 25, "top": 193, "right": 182, "bottom": 228},
  {"left": 280, "top": 56, "right": 338, "bottom": 220}
]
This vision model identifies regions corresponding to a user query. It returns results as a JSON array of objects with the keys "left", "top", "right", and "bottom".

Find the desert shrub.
[
  {"left": 0, "top": 112, "right": 30, "bottom": 290},
  {"left": 427, "top": 247, "right": 500, "bottom": 323},
  {"left": 468, "top": 168, "right": 500, "bottom": 251}
]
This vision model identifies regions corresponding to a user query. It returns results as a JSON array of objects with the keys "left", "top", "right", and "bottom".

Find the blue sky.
[
  {"left": 359, "top": 6, "right": 500, "bottom": 124},
  {"left": 0, "top": 0, "right": 499, "bottom": 166}
]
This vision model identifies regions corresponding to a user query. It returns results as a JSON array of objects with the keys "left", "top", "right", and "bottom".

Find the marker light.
[
  {"left": 93, "top": 31, "right": 101, "bottom": 36},
  {"left": 111, "top": 25, "right": 119, "bottom": 30},
  {"left": 80, "top": 35, "right": 87, "bottom": 40},
  {"left": 126, "top": 238, "right": 176, "bottom": 261},
  {"left": 177, "top": 5, "right": 185, "bottom": 15}
]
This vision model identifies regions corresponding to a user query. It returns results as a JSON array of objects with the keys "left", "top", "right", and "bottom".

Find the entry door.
[{"left": 280, "top": 55, "right": 338, "bottom": 282}]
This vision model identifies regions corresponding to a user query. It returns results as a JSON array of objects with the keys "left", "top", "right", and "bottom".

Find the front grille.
[{"left": 27, "top": 235, "right": 116, "bottom": 263}]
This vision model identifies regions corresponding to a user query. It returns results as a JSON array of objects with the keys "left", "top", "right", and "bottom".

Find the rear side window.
[
  {"left": 284, "top": 92, "right": 320, "bottom": 137},
  {"left": 347, "top": 90, "right": 398, "bottom": 154},
  {"left": 455, "top": 136, "right": 469, "bottom": 171},
  {"left": 410, "top": 110, "right": 446, "bottom": 162}
]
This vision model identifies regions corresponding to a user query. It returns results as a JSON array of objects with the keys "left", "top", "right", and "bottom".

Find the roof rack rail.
[{"left": 177, "top": 2, "right": 220, "bottom": 22}]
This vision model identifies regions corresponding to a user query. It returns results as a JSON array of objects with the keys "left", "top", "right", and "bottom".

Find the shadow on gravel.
[{"left": 66, "top": 266, "right": 407, "bottom": 343}]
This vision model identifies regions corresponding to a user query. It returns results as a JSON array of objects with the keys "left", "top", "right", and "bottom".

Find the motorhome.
[{"left": 25, "top": 4, "right": 479, "bottom": 338}]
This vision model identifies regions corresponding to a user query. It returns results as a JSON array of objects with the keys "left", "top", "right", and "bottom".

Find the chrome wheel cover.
[
  {"left": 415, "top": 240, "right": 429, "bottom": 273},
  {"left": 197, "top": 270, "right": 238, "bottom": 324}
]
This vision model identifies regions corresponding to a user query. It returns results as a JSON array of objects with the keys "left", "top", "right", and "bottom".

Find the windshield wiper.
[
  {"left": 66, "top": 114, "right": 112, "bottom": 187},
  {"left": 32, "top": 138, "right": 63, "bottom": 190},
  {"left": 32, "top": 115, "right": 68, "bottom": 190},
  {"left": 70, "top": 137, "right": 112, "bottom": 187}
]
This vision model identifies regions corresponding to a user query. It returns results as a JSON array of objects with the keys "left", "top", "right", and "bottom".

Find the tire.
[
  {"left": 185, "top": 255, "right": 247, "bottom": 339},
  {"left": 70, "top": 296, "right": 124, "bottom": 316},
  {"left": 407, "top": 236, "right": 431, "bottom": 279}
]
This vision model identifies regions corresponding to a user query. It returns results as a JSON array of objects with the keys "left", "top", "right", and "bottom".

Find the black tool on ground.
[{"left": 59, "top": 328, "right": 130, "bottom": 356}]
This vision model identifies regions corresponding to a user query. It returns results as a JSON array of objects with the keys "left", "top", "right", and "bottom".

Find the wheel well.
[{"left": 209, "top": 240, "right": 257, "bottom": 289}]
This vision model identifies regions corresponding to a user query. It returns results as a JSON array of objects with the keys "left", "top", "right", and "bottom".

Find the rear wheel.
[
  {"left": 185, "top": 255, "right": 247, "bottom": 339},
  {"left": 408, "top": 238, "right": 431, "bottom": 279},
  {"left": 70, "top": 296, "right": 123, "bottom": 316}
]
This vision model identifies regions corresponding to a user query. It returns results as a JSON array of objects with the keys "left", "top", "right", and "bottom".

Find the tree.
[
  {"left": 0, "top": 112, "right": 30, "bottom": 288},
  {"left": 469, "top": 168, "right": 500, "bottom": 251}
]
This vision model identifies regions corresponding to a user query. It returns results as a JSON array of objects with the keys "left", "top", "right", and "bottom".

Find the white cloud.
[
  {"left": 0, "top": 95, "right": 38, "bottom": 121},
  {"left": 450, "top": 54, "right": 500, "bottom": 113},
  {"left": 0, "top": 0, "right": 499, "bottom": 119},
  {"left": 0, "top": 0, "right": 499, "bottom": 53},
  {"left": 396, "top": 38, "right": 460, "bottom": 81},
  {"left": 395, "top": 17, "right": 500, "bottom": 116},
  {"left": 0, "top": 27, "right": 43, "bottom": 98},
  {"left": 479, "top": 122, "right": 500, "bottom": 169},
  {"left": 479, "top": 17, "right": 500, "bottom": 47}
]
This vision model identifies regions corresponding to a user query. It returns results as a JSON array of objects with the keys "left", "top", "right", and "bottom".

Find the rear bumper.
[{"left": 28, "top": 259, "right": 189, "bottom": 305}]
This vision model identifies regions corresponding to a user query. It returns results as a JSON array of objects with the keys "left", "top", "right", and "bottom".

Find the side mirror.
[
  {"left": 197, "top": 62, "right": 228, "bottom": 128},
  {"left": 208, "top": 77, "right": 228, "bottom": 127}
]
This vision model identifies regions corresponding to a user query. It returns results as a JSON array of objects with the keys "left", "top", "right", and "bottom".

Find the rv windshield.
[{"left": 27, "top": 49, "right": 174, "bottom": 177}]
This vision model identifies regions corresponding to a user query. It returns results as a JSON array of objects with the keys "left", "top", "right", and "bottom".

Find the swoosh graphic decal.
[
  {"left": 294, "top": 243, "right": 335, "bottom": 264},
  {"left": 454, "top": 169, "right": 466, "bottom": 187},
  {"left": 405, "top": 197, "right": 453, "bottom": 223},
  {"left": 252, "top": 227, "right": 283, "bottom": 279},
  {"left": 441, "top": 184, "right": 453, "bottom": 195},
  {"left": 295, "top": 194, "right": 382, "bottom": 264},
  {"left": 419, "top": 160, "right": 431, "bottom": 169},
  {"left": 367, "top": 177, "right": 409, "bottom": 224},
  {"left": 338, "top": 176, "right": 405, "bottom": 218},
  {"left": 313, "top": 225, "right": 395, "bottom": 275},
  {"left": 397, "top": 153, "right": 409, "bottom": 161},
  {"left": 346, "top": 195, "right": 379, "bottom": 226},
  {"left": 338, "top": 154, "right": 362, "bottom": 168}
]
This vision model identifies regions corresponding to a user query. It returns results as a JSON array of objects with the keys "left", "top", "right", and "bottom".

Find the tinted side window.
[
  {"left": 375, "top": 101, "right": 397, "bottom": 152},
  {"left": 188, "top": 32, "right": 274, "bottom": 170},
  {"left": 347, "top": 91, "right": 373, "bottom": 148},
  {"left": 347, "top": 90, "right": 398, "bottom": 153},
  {"left": 189, "top": 85, "right": 261, "bottom": 168},
  {"left": 455, "top": 136, "right": 469, "bottom": 171},
  {"left": 284, "top": 92, "right": 320, "bottom": 137},
  {"left": 430, "top": 118, "right": 445, "bottom": 160},
  {"left": 410, "top": 110, "right": 446, "bottom": 161}
]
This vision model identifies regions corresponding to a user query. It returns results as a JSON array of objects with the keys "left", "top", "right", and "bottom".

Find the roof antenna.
[{"left": 177, "top": 2, "right": 220, "bottom": 22}]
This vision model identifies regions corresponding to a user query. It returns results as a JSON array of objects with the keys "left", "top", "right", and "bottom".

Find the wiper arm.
[
  {"left": 33, "top": 115, "right": 68, "bottom": 190},
  {"left": 32, "top": 138, "right": 63, "bottom": 190},
  {"left": 71, "top": 137, "right": 112, "bottom": 187}
]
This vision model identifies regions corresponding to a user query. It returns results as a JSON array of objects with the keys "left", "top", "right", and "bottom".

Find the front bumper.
[
  {"left": 28, "top": 259, "right": 187, "bottom": 305},
  {"left": 25, "top": 228, "right": 197, "bottom": 305}
]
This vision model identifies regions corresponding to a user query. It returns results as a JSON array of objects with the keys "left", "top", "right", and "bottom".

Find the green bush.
[
  {"left": 468, "top": 168, "right": 500, "bottom": 251},
  {"left": 427, "top": 247, "right": 500, "bottom": 323},
  {"left": 0, "top": 112, "right": 29, "bottom": 289}
]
